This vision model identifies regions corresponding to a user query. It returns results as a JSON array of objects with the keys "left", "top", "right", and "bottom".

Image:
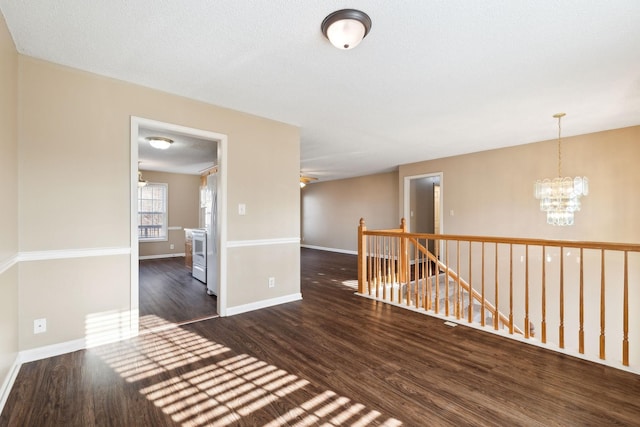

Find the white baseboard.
[
  {"left": 301, "top": 245, "right": 357, "bottom": 256},
  {"left": 17, "top": 326, "right": 138, "bottom": 365},
  {"left": 18, "top": 338, "right": 88, "bottom": 364},
  {"left": 226, "top": 293, "right": 303, "bottom": 316},
  {"left": 0, "top": 354, "right": 20, "bottom": 416},
  {"left": 139, "top": 253, "right": 186, "bottom": 260}
]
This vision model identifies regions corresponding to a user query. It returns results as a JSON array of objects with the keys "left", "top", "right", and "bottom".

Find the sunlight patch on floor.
[
  {"left": 93, "top": 314, "right": 403, "bottom": 426},
  {"left": 84, "top": 309, "right": 135, "bottom": 347},
  {"left": 341, "top": 279, "right": 359, "bottom": 289}
]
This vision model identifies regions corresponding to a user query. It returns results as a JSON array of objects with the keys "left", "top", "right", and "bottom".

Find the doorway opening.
[
  {"left": 130, "top": 117, "right": 228, "bottom": 335},
  {"left": 403, "top": 172, "right": 443, "bottom": 255}
]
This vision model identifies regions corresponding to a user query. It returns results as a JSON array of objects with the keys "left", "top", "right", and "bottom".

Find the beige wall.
[
  {"left": 137, "top": 171, "right": 201, "bottom": 258},
  {"left": 17, "top": 56, "right": 300, "bottom": 350},
  {"left": 0, "top": 11, "right": 19, "bottom": 391},
  {"left": 227, "top": 244, "right": 300, "bottom": 307},
  {"left": 227, "top": 129, "right": 300, "bottom": 242},
  {"left": 399, "top": 126, "right": 640, "bottom": 243},
  {"left": 398, "top": 127, "right": 640, "bottom": 366},
  {"left": 301, "top": 172, "right": 398, "bottom": 252},
  {"left": 18, "top": 256, "right": 131, "bottom": 350}
]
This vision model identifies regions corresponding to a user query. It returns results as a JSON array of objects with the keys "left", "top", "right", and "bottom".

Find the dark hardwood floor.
[
  {"left": 2, "top": 248, "right": 640, "bottom": 426},
  {"left": 139, "top": 257, "right": 217, "bottom": 330}
]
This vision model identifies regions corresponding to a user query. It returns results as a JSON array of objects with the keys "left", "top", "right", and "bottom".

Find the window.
[{"left": 138, "top": 183, "right": 168, "bottom": 241}]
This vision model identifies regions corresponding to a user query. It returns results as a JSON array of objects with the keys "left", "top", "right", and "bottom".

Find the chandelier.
[{"left": 534, "top": 113, "right": 588, "bottom": 226}]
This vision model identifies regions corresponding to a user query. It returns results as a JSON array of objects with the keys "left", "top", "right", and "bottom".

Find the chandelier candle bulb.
[{"left": 533, "top": 113, "right": 588, "bottom": 226}]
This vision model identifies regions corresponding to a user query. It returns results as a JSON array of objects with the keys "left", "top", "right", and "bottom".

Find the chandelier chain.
[{"left": 557, "top": 114, "right": 562, "bottom": 177}]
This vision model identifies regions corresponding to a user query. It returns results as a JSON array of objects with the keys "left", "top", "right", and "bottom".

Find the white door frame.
[
  {"left": 403, "top": 172, "right": 444, "bottom": 233},
  {"left": 403, "top": 172, "right": 444, "bottom": 262},
  {"left": 130, "top": 116, "right": 228, "bottom": 335}
]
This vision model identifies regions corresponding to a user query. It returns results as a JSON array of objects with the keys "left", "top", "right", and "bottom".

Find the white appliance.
[
  {"left": 205, "top": 173, "right": 218, "bottom": 296},
  {"left": 192, "top": 229, "right": 207, "bottom": 283}
]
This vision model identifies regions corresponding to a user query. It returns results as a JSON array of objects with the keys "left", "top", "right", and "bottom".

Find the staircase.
[
  {"left": 403, "top": 273, "right": 494, "bottom": 325},
  {"left": 367, "top": 269, "right": 513, "bottom": 333}
]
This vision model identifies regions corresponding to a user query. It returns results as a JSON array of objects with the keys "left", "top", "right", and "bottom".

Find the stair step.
[{"left": 400, "top": 275, "right": 502, "bottom": 323}]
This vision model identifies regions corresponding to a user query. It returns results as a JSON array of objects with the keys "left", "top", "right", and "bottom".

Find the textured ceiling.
[
  {"left": 138, "top": 127, "right": 216, "bottom": 175},
  {"left": 2, "top": 1, "right": 639, "bottom": 181}
]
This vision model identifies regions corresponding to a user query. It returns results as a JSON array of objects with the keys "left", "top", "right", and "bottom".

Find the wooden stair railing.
[
  {"left": 357, "top": 218, "right": 640, "bottom": 371},
  {"left": 358, "top": 219, "right": 517, "bottom": 333},
  {"left": 408, "top": 237, "right": 523, "bottom": 335}
]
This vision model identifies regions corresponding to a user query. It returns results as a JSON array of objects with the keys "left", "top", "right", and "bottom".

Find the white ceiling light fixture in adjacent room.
[
  {"left": 300, "top": 175, "right": 318, "bottom": 188},
  {"left": 534, "top": 113, "right": 588, "bottom": 226},
  {"left": 146, "top": 136, "right": 174, "bottom": 150},
  {"left": 321, "top": 9, "right": 372, "bottom": 50}
]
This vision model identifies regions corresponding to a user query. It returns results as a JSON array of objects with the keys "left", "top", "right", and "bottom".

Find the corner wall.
[
  {"left": 0, "top": 9, "right": 19, "bottom": 408},
  {"left": 301, "top": 171, "right": 398, "bottom": 252}
]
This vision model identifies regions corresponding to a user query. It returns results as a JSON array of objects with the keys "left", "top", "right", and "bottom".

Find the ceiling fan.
[{"left": 300, "top": 174, "right": 318, "bottom": 188}]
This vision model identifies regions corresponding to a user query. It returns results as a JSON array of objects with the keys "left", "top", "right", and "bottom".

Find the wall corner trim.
[
  {"left": 226, "top": 293, "right": 302, "bottom": 316},
  {"left": 17, "top": 246, "right": 131, "bottom": 262},
  {"left": 0, "top": 354, "right": 21, "bottom": 416},
  {"left": 0, "top": 254, "right": 18, "bottom": 275}
]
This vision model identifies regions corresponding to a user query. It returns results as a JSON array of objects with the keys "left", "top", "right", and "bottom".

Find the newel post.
[
  {"left": 358, "top": 218, "right": 367, "bottom": 294},
  {"left": 399, "top": 218, "right": 408, "bottom": 283}
]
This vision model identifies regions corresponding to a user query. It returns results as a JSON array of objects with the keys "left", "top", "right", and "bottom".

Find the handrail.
[
  {"left": 363, "top": 230, "right": 640, "bottom": 252},
  {"left": 357, "top": 218, "right": 640, "bottom": 372}
]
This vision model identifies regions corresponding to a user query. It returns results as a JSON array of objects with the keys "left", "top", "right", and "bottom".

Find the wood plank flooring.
[
  {"left": 139, "top": 257, "right": 217, "bottom": 329},
  {"left": 2, "top": 248, "right": 640, "bottom": 426}
]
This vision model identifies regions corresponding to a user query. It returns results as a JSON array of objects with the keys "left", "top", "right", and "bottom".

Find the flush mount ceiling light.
[
  {"left": 146, "top": 136, "right": 174, "bottom": 150},
  {"left": 534, "top": 113, "right": 588, "bottom": 226},
  {"left": 321, "top": 9, "right": 372, "bottom": 50}
]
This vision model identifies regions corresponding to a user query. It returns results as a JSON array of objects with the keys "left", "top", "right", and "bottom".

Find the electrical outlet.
[
  {"left": 170, "top": 244, "right": 175, "bottom": 250},
  {"left": 34, "top": 318, "right": 47, "bottom": 334},
  {"left": 268, "top": 277, "right": 275, "bottom": 288}
]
